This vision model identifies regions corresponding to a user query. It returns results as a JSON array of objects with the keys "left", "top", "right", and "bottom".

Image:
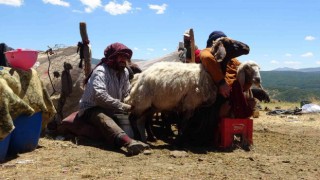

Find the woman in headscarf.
[
  {"left": 79, "top": 42, "right": 149, "bottom": 156},
  {"left": 200, "top": 31, "right": 241, "bottom": 98}
]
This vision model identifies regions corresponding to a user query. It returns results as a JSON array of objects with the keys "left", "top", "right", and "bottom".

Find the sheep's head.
[
  {"left": 237, "top": 61, "right": 262, "bottom": 91},
  {"left": 250, "top": 64, "right": 263, "bottom": 89},
  {"left": 210, "top": 37, "right": 250, "bottom": 62}
]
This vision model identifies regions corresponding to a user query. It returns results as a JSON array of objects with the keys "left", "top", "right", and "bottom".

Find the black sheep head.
[{"left": 210, "top": 37, "right": 250, "bottom": 62}]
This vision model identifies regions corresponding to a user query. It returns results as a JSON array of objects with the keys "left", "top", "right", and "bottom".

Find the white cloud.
[
  {"left": 305, "top": 36, "right": 315, "bottom": 41},
  {"left": 284, "top": 61, "right": 301, "bottom": 65},
  {"left": 285, "top": 53, "right": 292, "bottom": 57},
  {"left": 104, "top": 1, "right": 132, "bottom": 15},
  {"left": 0, "top": 0, "right": 23, "bottom": 6},
  {"left": 316, "top": 61, "right": 320, "bottom": 65},
  {"left": 301, "top": 52, "right": 313, "bottom": 57},
  {"left": 148, "top": 3, "right": 167, "bottom": 14},
  {"left": 270, "top": 60, "right": 279, "bottom": 64},
  {"left": 84, "top": 7, "right": 92, "bottom": 13},
  {"left": 245, "top": 60, "right": 257, "bottom": 64},
  {"left": 163, "top": 48, "right": 167, "bottom": 51},
  {"left": 133, "top": 47, "right": 139, "bottom": 51},
  {"left": 42, "top": 0, "right": 70, "bottom": 7},
  {"left": 147, "top": 48, "right": 154, "bottom": 51},
  {"left": 80, "top": 0, "right": 101, "bottom": 13},
  {"left": 72, "top": 9, "right": 83, "bottom": 13}
]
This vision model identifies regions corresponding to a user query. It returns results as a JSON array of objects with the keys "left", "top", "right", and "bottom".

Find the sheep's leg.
[
  {"left": 179, "top": 111, "right": 194, "bottom": 133},
  {"left": 137, "top": 117, "right": 147, "bottom": 142},
  {"left": 174, "top": 111, "right": 193, "bottom": 147},
  {"left": 129, "top": 113, "right": 147, "bottom": 142},
  {"left": 145, "top": 113, "right": 157, "bottom": 142},
  {"left": 136, "top": 108, "right": 155, "bottom": 142},
  {"left": 128, "top": 113, "right": 142, "bottom": 140},
  {"left": 161, "top": 111, "right": 177, "bottom": 137}
]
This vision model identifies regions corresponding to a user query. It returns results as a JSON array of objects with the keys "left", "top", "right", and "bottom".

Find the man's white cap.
[{"left": 183, "top": 29, "right": 190, "bottom": 37}]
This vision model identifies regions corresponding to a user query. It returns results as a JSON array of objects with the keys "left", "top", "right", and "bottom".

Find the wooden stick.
[
  {"left": 189, "top": 28, "right": 196, "bottom": 63},
  {"left": 79, "top": 22, "right": 92, "bottom": 78}
]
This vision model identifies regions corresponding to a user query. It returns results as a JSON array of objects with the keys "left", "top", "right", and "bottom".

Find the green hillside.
[{"left": 261, "top": 71, "right": 320, "bottom": 102}]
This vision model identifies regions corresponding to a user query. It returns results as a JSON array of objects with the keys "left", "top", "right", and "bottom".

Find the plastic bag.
[{"left": 301, "top": 103, "right": 320, "bottom": 113}]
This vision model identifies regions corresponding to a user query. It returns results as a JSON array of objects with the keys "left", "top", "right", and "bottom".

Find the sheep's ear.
[{"left": 211, "top": 41, "right": 226, "bottom": 62}]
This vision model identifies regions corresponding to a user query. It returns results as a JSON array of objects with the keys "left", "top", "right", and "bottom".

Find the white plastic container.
[{"left": 115, "top": 114, "right": 134, "bottom": 138}]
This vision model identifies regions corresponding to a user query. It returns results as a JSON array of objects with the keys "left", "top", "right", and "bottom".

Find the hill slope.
[
  {"left": 272, "top": 67, "right": 320, "bottom": 72},
  {"left": 261, "top": 71, "right": 320, "bottom": 102}
]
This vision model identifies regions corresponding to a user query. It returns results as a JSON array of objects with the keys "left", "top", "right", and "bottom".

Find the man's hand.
[
  {"left": 219, "top": 83, "right": 231, "bottom": 98},
  {"left": 122, "top": 103, "right": 132, "bottom": 112}
]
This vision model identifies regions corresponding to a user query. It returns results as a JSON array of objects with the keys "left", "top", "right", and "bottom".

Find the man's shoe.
[{"left": 126, "top": 140, "right": 149, "bottom": 156}]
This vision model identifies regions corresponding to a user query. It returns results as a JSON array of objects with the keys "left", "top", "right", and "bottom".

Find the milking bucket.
[{"left": 114, "top": 114, "right": 134, "bottom": 138}]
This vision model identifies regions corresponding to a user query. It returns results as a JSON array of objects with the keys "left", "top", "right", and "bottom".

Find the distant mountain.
[
  {"left": 272, "top": 67, "right": 320, "bottom": 72},
  {"left": 297, "top": 67, "right": 320, "bottom": 72},
  {"left": 92, "top": 58, "right": 100, "bottom": 65},
  {"left": 272, "top": 67, "right": 297, "bottom": 71}
]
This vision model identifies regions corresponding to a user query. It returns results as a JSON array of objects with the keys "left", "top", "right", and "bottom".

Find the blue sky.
[{"left": 1, "top": 0, "right": 320, "bottom": 71}]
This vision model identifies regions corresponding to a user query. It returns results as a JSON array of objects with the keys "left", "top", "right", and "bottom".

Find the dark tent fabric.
[
  {"left": 135, "top": 51, "right": 182, "bottom": 71},
  {"left": 0, "top": 43, "right": 14, "bottom": 67}
]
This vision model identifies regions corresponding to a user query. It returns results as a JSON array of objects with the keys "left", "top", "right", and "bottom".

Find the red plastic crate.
[{"left": 219, "top": 118, "right": 253, "bottom": 148}]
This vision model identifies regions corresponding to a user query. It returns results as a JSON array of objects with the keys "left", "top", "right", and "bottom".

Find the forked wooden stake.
[
  {"left": 79, "top": 22, "right": 92, "bottom": 78},
  {"left": 189, "top": 28, "right": 195, "bottom": 63}
]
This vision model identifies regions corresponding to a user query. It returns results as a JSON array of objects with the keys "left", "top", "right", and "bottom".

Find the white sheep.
[
  {"left": 126, "top": 62, "right": 216, "bottom": 141},
  {"left": 217, "top": 61, "right": 262, "bottom": 119},
  {"left": 237, "top": 61, "right": 263, "bottom": 91},
  {"left": 236, "top": 60, "right": 263, "bottom": 107},
  {"left": 126, "top": 37, "right": 250, "bottom": 142}
]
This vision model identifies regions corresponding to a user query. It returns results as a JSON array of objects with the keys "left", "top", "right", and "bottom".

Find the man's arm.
[{"left": 92, "top": 69, "right": 128, "bottom": 112}]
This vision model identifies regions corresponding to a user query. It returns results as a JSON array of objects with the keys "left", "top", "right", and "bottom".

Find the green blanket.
[{"left": 0, "top": 67, "right": 56, "bottom": 140}]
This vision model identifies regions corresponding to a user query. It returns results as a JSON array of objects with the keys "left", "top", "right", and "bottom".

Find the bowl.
[
  {"left": 8, "top": 112, "right": 42, "bottom": 155},
  {"left": 4, "top": 49, "right": 38, "bottom": 70}
]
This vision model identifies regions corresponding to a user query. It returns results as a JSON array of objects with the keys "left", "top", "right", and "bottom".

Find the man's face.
[
  {"left": 116, "top": 54, "right": 129, "bottom": 70},
  {"left": 184, "top": 35, "right": 190, "bottom": 41}
]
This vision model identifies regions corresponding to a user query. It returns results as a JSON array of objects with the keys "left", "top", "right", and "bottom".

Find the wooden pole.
[
  {"left": 189, "top": 28, "right": 196, "bottom": 63},
  {"left": 79, "top": 22, "right": 92, "bottom": 78}
]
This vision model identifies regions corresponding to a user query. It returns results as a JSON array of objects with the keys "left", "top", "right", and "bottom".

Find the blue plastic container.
[
  {"left": 8, "top": 112, "right": 42, "bottom": 155},
  {"left": 0, "top": 134, "right": 11, "bottom": 162}
]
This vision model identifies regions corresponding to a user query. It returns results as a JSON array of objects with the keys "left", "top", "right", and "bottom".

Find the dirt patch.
[{"left": 1, "top": 107, "right": 320, "bottom": 179}]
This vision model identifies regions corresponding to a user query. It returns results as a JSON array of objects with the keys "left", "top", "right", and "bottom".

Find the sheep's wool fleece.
[
  {"left": 0, "top": 67, "right": 56, "bottom": 139},
  {"left": 125, "top": 62, "right": 217, "bottom": 115}
]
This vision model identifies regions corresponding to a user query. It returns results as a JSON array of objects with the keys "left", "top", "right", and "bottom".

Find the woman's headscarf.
[{"left": 206, "top": 31, "right": 227, "bottom": 48}]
